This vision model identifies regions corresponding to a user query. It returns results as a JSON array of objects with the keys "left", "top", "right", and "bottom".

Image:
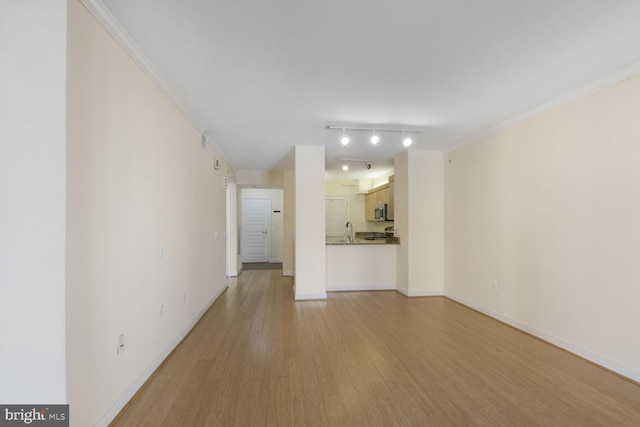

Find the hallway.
[{"left": 112, "top": 270, "right": 640, "bottom": 426}]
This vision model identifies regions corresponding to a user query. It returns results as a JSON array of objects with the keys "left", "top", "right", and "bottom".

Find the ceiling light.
[
  {"left": 342, "top": 161, "right": 349, "bottom": 171},
  {"left": 340, "top": 129, "right": 350, "bottom": 145},
  {"left": 402, "top": 132, "right": 412, "bottom": 147},
  {"left": 325, "top": 124, "right": 421, "bottom": 148}
]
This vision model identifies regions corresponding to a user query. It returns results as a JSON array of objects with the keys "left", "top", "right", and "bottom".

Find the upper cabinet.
[
  {"left": 364, "top": 176, "right": 394, "bottom": 221},
  {"left": 365, "top": 189, "right": 376, "bottom": 221},
  {"left": 387, "top": 175, "right": 394, "bottom": 221}
]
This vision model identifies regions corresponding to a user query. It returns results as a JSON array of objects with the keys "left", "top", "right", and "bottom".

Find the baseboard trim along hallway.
[
  {"left": 445, "top": 292, "right": 640, "bottom": 384},
  {"left": 98, "top": 284, "right": 229, "bottom": 427},
  {"left": 110, "top": 270, "right": 640, "bottom": 426},
  {"left": 396, "top": 288, "right": 444, "bottom": 297}
]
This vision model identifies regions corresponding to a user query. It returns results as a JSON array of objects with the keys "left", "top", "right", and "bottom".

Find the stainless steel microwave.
[{"left": 374, "top": 203, "right": 387, "bottom": 221}]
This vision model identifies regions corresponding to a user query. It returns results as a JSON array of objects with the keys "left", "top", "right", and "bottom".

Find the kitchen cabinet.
[
  {"left": 377, "top": 188, "right": 389, "bottom": 207},
  {"left": 365, "top": 191, "right": 376, "bottom": 221},
  {"left": 387, "top": 175, "right": 394, "bottom": 220},
  {"left": 365, "top": 183, "right": 392, "bottom": 221}
]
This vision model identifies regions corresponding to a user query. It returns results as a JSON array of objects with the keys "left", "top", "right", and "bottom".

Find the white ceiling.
[{"left": 98, "top": 0, "right": 640, "bottom": 179}]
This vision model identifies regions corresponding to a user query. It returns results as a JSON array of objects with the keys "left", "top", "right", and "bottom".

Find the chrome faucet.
[{"left": 345, "top": 221, "right": 353, "bottom": 243}]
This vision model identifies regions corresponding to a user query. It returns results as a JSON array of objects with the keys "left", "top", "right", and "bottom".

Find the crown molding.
[
  {"left": 449, "top": 59, "right": 640, "bottom": 152},
  {"left": 79, "top": 1, "right": 193, "bottom": 126},
  {"left": 79, "top": 0, "right": 235, "bottom": 170}
]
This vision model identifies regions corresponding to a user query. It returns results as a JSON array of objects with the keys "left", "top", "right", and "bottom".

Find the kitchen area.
[{"left": 325, "top": 171, "right": 400, "bottom": 291}]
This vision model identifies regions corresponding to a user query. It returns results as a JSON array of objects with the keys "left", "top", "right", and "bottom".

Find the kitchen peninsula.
[{"left": 326, "top": 232, "right": 398, "bottom": 292}]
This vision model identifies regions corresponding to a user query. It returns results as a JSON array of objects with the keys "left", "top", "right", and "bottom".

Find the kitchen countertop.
[{"left": 326, "top": 236, "right": 399, "bottom": 245}]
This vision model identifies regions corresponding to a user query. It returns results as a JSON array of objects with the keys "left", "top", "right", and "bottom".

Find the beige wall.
[
  {"left": 283, "top": 170, "right": 295, "bottom": 276},
  {"left": 236, "top": 169, "right": 283, "bottom": 187},
  {"left": 420, "top": 152, "right": 445, "bottom": 294},
  {"left": 294, "top": 146, "right": 326, "bottom": 299},
  {"left": 445, "top": 72, "right": 640, "bottom": 381},
  {"left": 66, "top": 1, "right": 234, "bottom": 425},
  {"left": 372, "top": 168, "right": 395, "bottom": 188},
  {"left": 394, "top": 150, "right": 444, "bottom": 296},
  {"left": 325, "top": 180, "right": 367, "bottom": 232},
  {"left": 227, "top": 182, "right": 240, "bottom": 276},
  {"left": 394, "top": 152, "right": 409, "bottom": 294}
]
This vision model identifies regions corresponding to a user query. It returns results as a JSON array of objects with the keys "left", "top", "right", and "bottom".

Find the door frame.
[
  {"left": 240, "top": 196, "right": 271, "bottom": 263},
  {"left": 226, "top": 180, "right": 238, "bottom": 276}
]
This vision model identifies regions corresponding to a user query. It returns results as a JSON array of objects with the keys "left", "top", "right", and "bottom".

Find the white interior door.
[{"left": 241, "top": 197, "right": 270, "bottom": 262}]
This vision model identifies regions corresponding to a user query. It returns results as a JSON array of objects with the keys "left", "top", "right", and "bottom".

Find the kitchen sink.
[{"left": 356, "top": 232, "right": 393, "bottom": 240}]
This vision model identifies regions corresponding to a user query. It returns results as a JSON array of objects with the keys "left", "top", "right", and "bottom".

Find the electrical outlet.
[
  {"left": 117, "top": 333, "right": 125, "bottom": 354},
  {"left": 492, "top": 280, "right": 498, "bottom": 291}
]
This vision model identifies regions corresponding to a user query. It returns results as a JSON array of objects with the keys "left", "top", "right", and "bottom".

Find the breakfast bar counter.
[{"left": 326, "top": 235, "right": 397, "bottom": 292}]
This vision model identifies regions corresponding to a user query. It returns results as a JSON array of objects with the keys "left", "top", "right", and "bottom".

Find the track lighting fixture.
[
  {"left": 337, "top": 158, "right": 372, "bottom": 172},
  {"left": 326, "top": 124, "right": 420, "bottom": 148}
]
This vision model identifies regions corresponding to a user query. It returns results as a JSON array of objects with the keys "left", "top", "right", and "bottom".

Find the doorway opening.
[{"left": 239, "top": 188, "right": 284, "bottom": 271}]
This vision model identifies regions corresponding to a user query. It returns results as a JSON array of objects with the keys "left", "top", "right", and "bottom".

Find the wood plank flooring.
[
  {"left": 242, "top": 262, "right": 283, "bottom": 270},
  {"left": 111, "top": 270, "right": 640, "bottom": 426}
]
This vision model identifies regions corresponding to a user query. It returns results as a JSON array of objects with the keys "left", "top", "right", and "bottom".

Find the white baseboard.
[
  {"left": 96, "top": 284, "right": 229, "bottom": 426},
  {"left": 294, "top": 292, "right": 327, "bottom": 301},
  {"left": 445, "top": 292, "right": 640, "bottom": 383},
  {"left": 282, "top": 270, "right": 294, "bottom": 277},
  {"left": 327, "top": 285, "right": 395, "bottom": 292},
  {"left": 396, "top": 288, "right": 444, "bottom": 297}
]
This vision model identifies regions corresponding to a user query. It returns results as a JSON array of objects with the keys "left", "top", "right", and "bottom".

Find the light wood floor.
[{"left": 111, "top": 270, "right": 640, "bottom": 426}]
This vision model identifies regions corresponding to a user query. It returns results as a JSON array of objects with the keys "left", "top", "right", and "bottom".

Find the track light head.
[
  {"left": 340, "top": 129, "right": 350, "bottom": 145},
  {"left": 402, "top": 131, "right": 412, "bottom": 147}
]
